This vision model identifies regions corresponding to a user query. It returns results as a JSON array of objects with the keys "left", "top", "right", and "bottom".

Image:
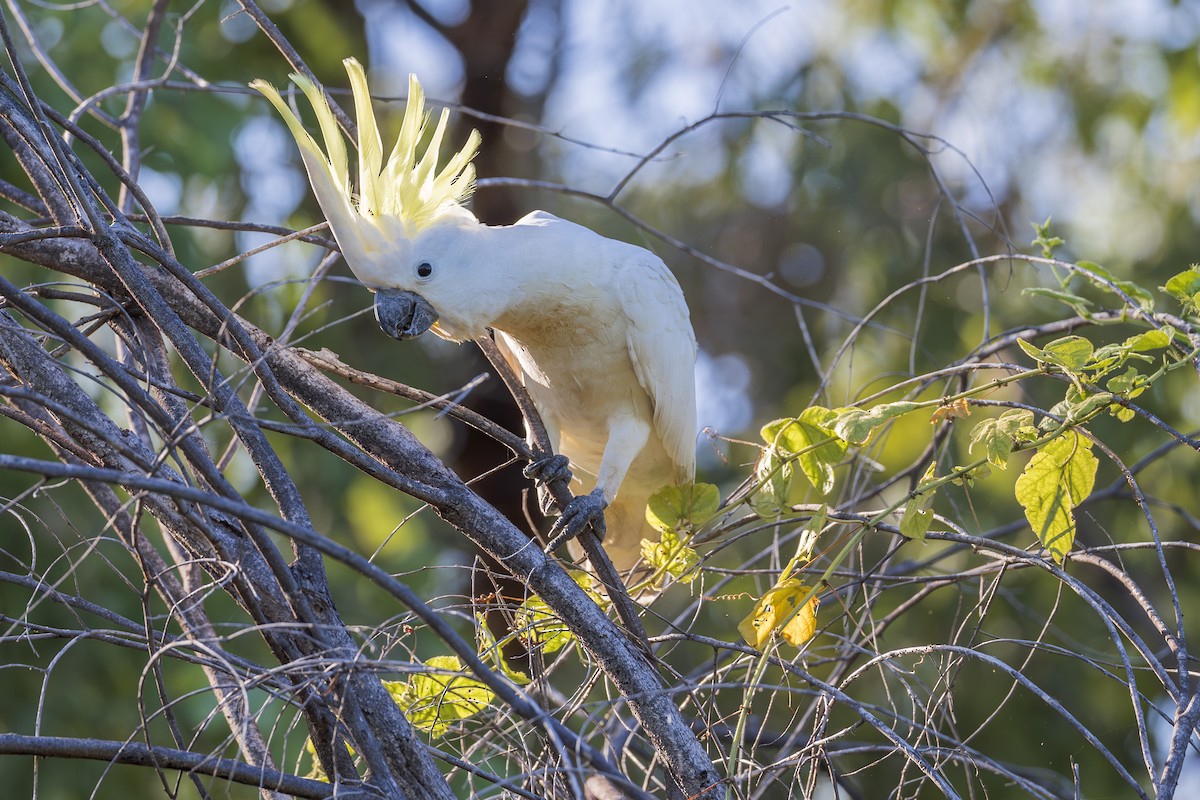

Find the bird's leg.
[
  {"left": 517, "top": 406, "right": 569, "bottom": 515},
  {"left": 545, "top": 413, "right": 650, "bottom": 551}
]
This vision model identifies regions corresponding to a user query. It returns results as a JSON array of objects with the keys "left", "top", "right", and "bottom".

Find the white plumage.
[{"left": 254, "top": 60, "right": 697, "bottom": 572}]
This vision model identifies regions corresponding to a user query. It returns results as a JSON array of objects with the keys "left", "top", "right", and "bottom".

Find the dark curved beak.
[{"left": 374, "top": 289, "right": 439, "bottom": 340}]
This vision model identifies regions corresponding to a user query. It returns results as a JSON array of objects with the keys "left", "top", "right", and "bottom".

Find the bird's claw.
[
  {"left": 524, "top": 454, "right": 573, "bottom": 516},
  {"left": 523, "top": 453, "right": 572, "bottom": 485},
  {"left": 544, "top": 489, "right": 608, "bottom": 552}
]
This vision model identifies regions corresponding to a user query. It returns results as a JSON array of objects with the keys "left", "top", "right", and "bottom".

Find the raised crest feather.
[{"left": 251, "top": 59, "right": 480, "bottom": 276}]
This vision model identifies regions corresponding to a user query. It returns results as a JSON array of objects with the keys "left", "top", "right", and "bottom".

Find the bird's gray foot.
[
  {"left": 545, "top": 488, "right": 608, "bottom": 552},
  {"left": 524, "top": 454, "right": 572, "bottom": 515},
  {"left": 523, "top": 453, "right": 572, "bottom": 485}
]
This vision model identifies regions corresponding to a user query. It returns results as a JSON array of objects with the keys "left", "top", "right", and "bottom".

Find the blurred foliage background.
[{"left": 3, "top": 0, "right": 1200, "bottom": 796}]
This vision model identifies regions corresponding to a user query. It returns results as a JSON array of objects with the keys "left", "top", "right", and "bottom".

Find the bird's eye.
[{"left": 416, "top": 261, "right": 433, "bottom": 279}]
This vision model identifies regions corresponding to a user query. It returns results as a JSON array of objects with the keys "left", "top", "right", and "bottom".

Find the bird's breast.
[{"left": 497, "top": 309, "right": 647, "bottom": 462}]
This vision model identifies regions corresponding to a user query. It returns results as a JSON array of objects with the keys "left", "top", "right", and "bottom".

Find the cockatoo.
[{"left": 252, "top": 60, "right": 696, "bottom": 572}]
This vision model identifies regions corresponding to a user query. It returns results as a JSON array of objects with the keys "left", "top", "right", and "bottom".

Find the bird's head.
[{"left": 251, "top": 60, "right": 484, "bottom": 341}]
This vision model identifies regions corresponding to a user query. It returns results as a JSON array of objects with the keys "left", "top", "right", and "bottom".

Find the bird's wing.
[
  {"left": 493, "top": 330, "right": 564, "bottom": 454},
  {"left": 491, "top": 330, "right": 525, "bottom": 383},
  {"left": 615, "top": 253, "right": 698, "bottom": 481}
]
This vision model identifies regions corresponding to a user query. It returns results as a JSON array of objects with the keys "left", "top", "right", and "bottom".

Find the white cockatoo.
[{"left": 252, "top": 60, "right": 697, "bottom": 572}]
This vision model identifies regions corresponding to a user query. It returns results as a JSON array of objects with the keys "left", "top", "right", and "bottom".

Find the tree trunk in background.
[{"left": 392, "top": 0, "right": 563, "bottom": 668}]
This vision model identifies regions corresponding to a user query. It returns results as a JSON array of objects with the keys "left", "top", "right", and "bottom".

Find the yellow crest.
[{"left": 251, "top": 59, "right": 480, "bottom": 244}]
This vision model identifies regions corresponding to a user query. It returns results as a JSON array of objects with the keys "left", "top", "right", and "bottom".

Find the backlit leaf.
[
  {"left": 1163, "top": 269, "right": 1200, "bottom": 311},
  {"left": 969, "top": 409, "right": 1035, "bottom": 469},
  {"left": 1014, "top": 429, "right": 1098, "bottom": 564},
  {"left": 751, "top": 442, "right": 792, "bottom": 517},
  {"left": 476, "top": 613, "right": 530, "bottom": 685},
  {"left": 646, "top": 482, "right": 720, "bottom": 533},
  {"left": 1040, "top": 336, "right": 1094, "bottom": 372},
  {"left": 1123, "top": 328, "right": 1172, "bottom": 352},
  {"left": 831, "top": 401, "right": 921, "bottom": 445},
  {"left": 515, "top": 572, "right": 601, "bottom": 654},
  {"left": 758, "top": 409, "right": 847, "bottom": 499},
  {"left": 899, "top": 462, "right": 938, "bottom": 542},
  {"left": 388, "top": 656, "right": 494, "bottom": 738},
  {"left": 738, "top": 577, "right": 819, "bottom": 650},
  {"left": 641, "top": 528, "right": 700, "bottom": 584}
]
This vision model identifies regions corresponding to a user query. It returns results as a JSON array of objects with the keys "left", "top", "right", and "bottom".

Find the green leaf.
[
  {"left": 760, "top": 409, "right": 847, "bottom": 497},
  {"left": 646, "top": 482, "right": 720, "bottom": 533},
  {"left": 641, "top": 528, "right": 700, "bottom": 585},
  {"left": 1123, "top": 328, "right": 1173, "bottom": 352},
  {"left": 1041, "top": 335, "right": 1094, "bottom": 371},
  {"left": 1067, "top": 390, "right": 1115, "bottom": 421},
  {"left": 1086, "top": 343, "right": 1127, "bottom": 373},
  {"left": 1078, "top": 261, "right": 1154, "bottom": 310},
  {"left": 389, "top": 656, "right": 494, "bottom": 737},
  {"left": 516, "top": 594, "right": 573, "bottom": 653},
  {"left": 969, "top": 409, "right": 1035, "bottom": 469},
  {"left": 751, "top": 443, "right": 792, "bottom": 517},
  {"left": 1039, "top": 399, "right": 1070, "bottom": 432},
  {"left": 954, "top": 462, "right": 991, "bottom": 484},
  {"left": 900, "top": 496, "right": 935, "bottom": 542},
  {"left": 1111, "top": 404, "right": 1136, "bottom": 423},
  {"left": 1162, "top": 268, "right": 1200, "bottom": 310},
  {"left": 515, "top": 572, "right": 599, "bottom": 654},
  {"left": 791, "top": 407, "right": 847, "bottom": 495},
  {"left": 1022, "top": 287, "right": 1095, "bottom": 316},
  {"left": 1019, "top": 336, "right": 1095, "bottom": 387},
  {"left": 1107, "top": 366, "right": 1148, "bottom": 400},
  {"left": 1031, "top": 217, "right": 1064, "bottom": 258},
  {"left": 1014, "top": 429, "right": 1098, "bottom": 564},
  {"left": 830, "top": 401, "right": 921, "bottom": 446},
  {"left": 899, "top": 463, "right": 938, "bottom": 542},
  {"left": 475, "top": 613, "right": 529, "bottom": 685},
  {"left": 1017, "top": 338, "right": 1047, "bottom": 362}
]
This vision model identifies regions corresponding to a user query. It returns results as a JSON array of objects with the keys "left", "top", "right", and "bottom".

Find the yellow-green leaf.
[
  {"left": 1017, "top": 337, "right": 1047, "bottom": 363},
  {"left": 1080, "top": 261, "right": 1155, "bottom": 310},
  {"left": 641, "top": 528, "right": 700, "bottom": 585},
  {"left": 1022, "top": 286, "right": 1095, "bottom": 316},
  {"left": 302, "top": 737, "right": 332, "bottom": 782},
  {"left": 515, "top": 572, "right": 601, "bottom": 653},
  {"left": 968, "top": 409, "right": 1035, "bottom": 469},
  {"left": 752, "top": 444, "right": 792, "bottom": 517},
  {"left": 831, "top": 401, "right": 921, "bottom": 445},
  {"left": 900, "top": 496, "right": 935, "bottom": 542},
  {"left": 1163, "top": 269, "right": 1200, "bottom": 311},
  {"left": 646, "top": 482, "right": 720, "bottom": 533},
  {"left": 1018, "top": 335, "right": 1093, "bottom": 373},
  {"left": 475, "top": 613, "right": 529, "bottom": 685},
  {"left": 516, "top": 593, "right": 573, "bottom": 653},
  {"left": 1123, "top": 328, "right": 1173, "bottom": 352},
  {"left": 762, "top": 408, "right": 847, "bottom": 495},
  {"left": 1031, "top": 217, "right": 1064, "bottom": 257},
  {"left": 786, "top": 505, "right": 826, "bottom": 573},
  {"left": 899, "top": 463, "right": 938, "bottom": 542},
  {"left": 1067, "top": 390, "right": 1115, "bottom": 421},
  {"left": 738, "top": 577, "right": 819, "bottom": 650},
  {"left": 1041, "top": 335, "right": 1094, "bottom": 372},
  {"left": 1014, "top": 430, "right": 1098, "bottom": 564},
  {"left": 389, "top": 656, "right": 494, "bottom": 738}
]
